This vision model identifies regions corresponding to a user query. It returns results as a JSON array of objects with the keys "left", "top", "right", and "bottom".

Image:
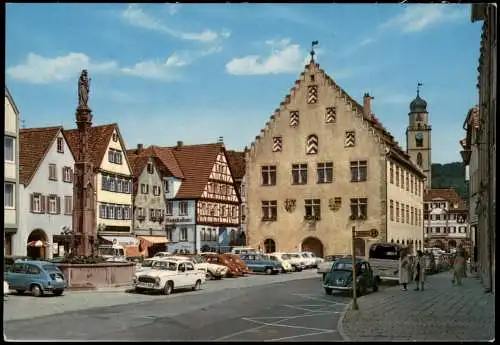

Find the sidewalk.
[{"left": 339, "top": 271, "right": 495, "bottom": 341}]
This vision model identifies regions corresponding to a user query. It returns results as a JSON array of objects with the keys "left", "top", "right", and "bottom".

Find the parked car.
[
  {"left": 300, "top": 252, "right": 324, "bottom": 268},
  {"left": 269, "top": 253, "right": 297, "bottom": 272},
  {"left": 240, "top": 254, "right": 281, "bottom": 275},
  {"left": 286, "top": 253, "right": 306, "bottom": 271},
  {"left": 317, "top": 255, "right": 345, "bottom": 278},
  {"left": 222, "top": 253, "right": 252, "bottom": 275},
  {"left": 262, "top": 254, "right": 293, "bottom": 273},
  {"left": 323, "top": 258, "right": 380, "bottom": 296},
  {"left": 133, "top": 259, "right": 205, "bottom": 295},
  {"left": 169, "top": 255, "right": 229, "bottom": 280},
  {"left": 4, "top": 260, "right": 67, "bottom": 297},
  {"left": 153, "top": 252, "right": 171, "bottom": 258},
  {"left": 201, "top": 253, "right": 245, "bottom": 277},
  {"left": 4, "top": 280, "right": 10, "bottom": 296}
]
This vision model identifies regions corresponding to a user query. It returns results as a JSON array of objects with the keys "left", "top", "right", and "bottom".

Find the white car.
[
  {"left": 4, "top": 280, "right": 10, "bottom": 296},
  {"left": 286, "top": 253, "right": 307, "bottom": 271},
  {"left": 167, "top": 255, "right": 229, "bottom": 279},
  {"left": 153, "top": 252, "right": 171, "bottom": 258},
  {"left": 136, "top": 257, "right": 170, "bottom": 273},
  {"left": 301, "top": 252, "right": 324, "bottom": 268},
  {"left": 265, "top": 253, "right": 293, "bottom": 273},
  {"left": 133, "top": 259, "right": 206, "bottom": 295}
]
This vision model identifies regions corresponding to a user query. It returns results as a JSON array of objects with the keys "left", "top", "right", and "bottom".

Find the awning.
[
  {"left": 100, "top": 236, "right": 138, "bottom": 246},
  {"left": 137, "top": 236, "right": 169, "bottom": 246}
]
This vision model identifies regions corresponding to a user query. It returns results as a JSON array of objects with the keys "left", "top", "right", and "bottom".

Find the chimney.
[
  {"left": 136, "top": 143, "right": 143, "bottom": 154},
  {"left": 176, "top": 141, "right": 183, "bottom": 148},
  {"left": 363, "top": 93, "right": 374, "bottom": 119}
]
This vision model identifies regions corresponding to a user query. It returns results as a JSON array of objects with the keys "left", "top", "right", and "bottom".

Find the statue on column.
[{"left": 78, "top": 70, "right": 90, "bottom": 108}]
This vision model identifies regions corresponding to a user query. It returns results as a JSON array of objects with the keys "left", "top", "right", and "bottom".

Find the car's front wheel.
[
  {"left": 193, "top": 280, "right": 202, "bottom": 291},
  {"left": 324, "top": 287, "right": 333, "bottom": 295},
  {"left": 265, "top": 267, "right": 273, "bottom": 275},
  {"left": 31, "top": 284, "right": 43, "bottom": 297},
  {"left": 163, "top": 281, "right": 173, "bottom": 295}
]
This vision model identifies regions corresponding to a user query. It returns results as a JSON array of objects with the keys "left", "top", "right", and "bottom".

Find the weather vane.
[
  {"left": 417, "top": 82, "right": 423, "bottom": 96},
  {"left": 310, "top": 40, "right": 319, "bottom": 62}
]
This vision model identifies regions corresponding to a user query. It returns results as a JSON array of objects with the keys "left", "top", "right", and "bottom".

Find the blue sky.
[{"left": 6, "top": 4, "right": 481, "bottom": 163}]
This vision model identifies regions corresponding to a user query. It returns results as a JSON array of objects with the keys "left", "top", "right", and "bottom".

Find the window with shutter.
[
  {"left": 41, "top": 195, "right": 46, "bottom": 213},
  {"left": 57, "top": 196, "right": 61, "bottom": 214}
]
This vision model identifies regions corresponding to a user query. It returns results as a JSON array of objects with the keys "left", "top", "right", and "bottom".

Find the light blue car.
[
  {"left": 240, "top": 254, "right": 281, "bottom": 275},
  {"left": 4, "top": 260, "right": 67, "bottom": 297}
]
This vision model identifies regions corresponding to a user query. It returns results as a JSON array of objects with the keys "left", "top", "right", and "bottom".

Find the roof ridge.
[{"left": 20, "top": 125, "right": 63, "bottom": 132}]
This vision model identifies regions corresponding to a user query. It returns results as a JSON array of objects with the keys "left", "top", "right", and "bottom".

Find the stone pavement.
[{"left": 339, "top": 271, "right": 495, "bottom": 341}]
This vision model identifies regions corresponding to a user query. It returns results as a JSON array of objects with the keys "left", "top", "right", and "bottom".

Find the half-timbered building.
[{"left": 131, "top": 142, "right": 242, "bottom": 253}]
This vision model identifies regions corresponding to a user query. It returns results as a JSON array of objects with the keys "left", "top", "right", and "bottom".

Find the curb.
[
  {"left": 337, "top": 301, "right": 352, "bottom": 341},
  {"left": 69, "top": 286, "right": 133, "bottom": 293}
]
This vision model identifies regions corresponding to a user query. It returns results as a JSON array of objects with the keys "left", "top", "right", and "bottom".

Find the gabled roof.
[
  {"left": 64, "top": 123, "right": 132, "bottom": 172},
  {"left": 424, "top": 188, "right": 467, "bottom": 210},
  {"left": 128, "top": 143, "right": 234, "bottom": 199},
  {"left": 19, "top": 126, "right": 64, "bottom": 185},
  {"left": 169, "top": 143, "right": 224, "bottom": 199},
  {"left": 5, "top": 86, "right": 20, "bottom": 116},
  {"left": 249, "top": 61, "right": 425, "bottom": 178},
  {"left": 226, "top": 150, "right": 246, "bottom": 181}
]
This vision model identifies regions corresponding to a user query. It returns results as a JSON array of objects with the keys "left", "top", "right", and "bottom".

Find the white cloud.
[
  {"left": 122, "top": 4, "right": 229, "bottom": 43},
  {"left": 380, "top": 5, "right": 467, "bottom": 33},
  {"left": 226, "top": 39, "right": 312, "bottom": 76},
  {"left": 121, "top": 47, "right": 222, "bottom": 82},
  {"left": 6, "top": 52, "right": 117, "bottom": 84}
]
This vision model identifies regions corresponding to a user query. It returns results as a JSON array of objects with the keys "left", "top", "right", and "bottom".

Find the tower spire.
[
  {"left": 310, "top": 40, "right": 319, "bottom": 62},
  {"left": 417, "top": 82, "right": 423, "bottom": 97}
]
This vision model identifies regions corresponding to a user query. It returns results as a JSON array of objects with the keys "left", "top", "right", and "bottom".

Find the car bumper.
[
  {"left": 44, "top": 282, "right": 67, "bottom": 291},
  {"left": 323, "top": 284, "right": 352, "bottom": 291},
  {"left": 134, "top": 282, "right": 162, "bottom": 291}
]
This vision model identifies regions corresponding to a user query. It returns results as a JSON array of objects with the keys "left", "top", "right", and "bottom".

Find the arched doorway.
[
  {"left": 301, "top": 237, "right": 324, "bottom": 258},
  {"left": 27, "top": 229, "right": 49, "bottom": 259},
  {"left": 433, "top": 240, "right": 444, "bottom": 250},
  {"left": 448, "top": 240, "right": 457, "bottom": 250},
  {"left": 354, "top": 238, "right": 365, "bottom": 257},
  {"left": 263, "top": 238, "right": 276, "bottom": 253}
]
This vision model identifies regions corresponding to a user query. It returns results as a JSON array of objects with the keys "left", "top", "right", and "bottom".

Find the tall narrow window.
[
  {"left": 261, "top": 166, "right": 277, "bottom": 186},
  {"left": 350, "top": 198, "right": 368, "bottom": 219},
  {"left": 389, "top": 162, "right": 394, "bottom": 184},
  {"left": 4, "top": 136, "right": 14, "bottom": 161},
  {"left": 317, "top": 162, "right": 333, "bottom": 183},
  {"left": 395, "top": 167, "right": 400, "bottom": 187},
  {"left": 350, "top": 161, "right": 367, "bottom": 182},
  {"left": 49, "top": 164, "right": 57, "bottom": 181},
  {"left": 304, "top": 199, "right": 321, "bottom": 219},
  {"left": 261, "top": 200, "right": 278, "bottom": 221},
  {"left": 389, "top": 200, "right": 394, "bottom": 221},
  {"left": 417, "top": 153, "right": 423, "bottom": 166},
  {"left": 292, "top": 164, "right": 308, "bottom": 185},
  {"left": 396, "top": 202, "right": 400, "bottom": 222},
  {"left": 56, "top": 137, "right": 64, "bottom": 153}
]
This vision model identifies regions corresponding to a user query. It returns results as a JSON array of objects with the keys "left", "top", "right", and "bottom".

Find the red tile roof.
[
  {"left": 424, "top": 188, "right": 467, "bottom": 209},
  {"left": 19, "top": 126, "right": 64, "bottom": 185},
  {"left": 168, "top": 143, "right": 223, "bottom": 199},
  {"left": 64, "top": 123, "right": 132, "bottom": 173},
  {"left": 226, "top": 150, "right": 246, "bottom": 181}
]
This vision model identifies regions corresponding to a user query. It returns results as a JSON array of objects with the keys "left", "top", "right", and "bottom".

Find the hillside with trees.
[{"left": 431, "top": 162, "right": 468, "bottom": 200}]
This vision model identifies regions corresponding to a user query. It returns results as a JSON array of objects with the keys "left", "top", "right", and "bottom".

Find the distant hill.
[{"left": 431, "top": 162, "right": 468, "bottom": 200}]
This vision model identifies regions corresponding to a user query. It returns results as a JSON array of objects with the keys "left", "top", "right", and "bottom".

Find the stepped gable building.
[{"left": 245, "top": 59, "right": 425, "bottom": 257}]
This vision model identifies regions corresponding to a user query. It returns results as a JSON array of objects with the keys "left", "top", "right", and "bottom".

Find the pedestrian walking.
[
  {"left": 413, "top": 250, "right": 425, "bottom": 291},
  {"left": 398, "top": 249, "right": 410, "bottom": 291},
  {"left": 452, "top": 249, "right": 466, "bottom": 286}
]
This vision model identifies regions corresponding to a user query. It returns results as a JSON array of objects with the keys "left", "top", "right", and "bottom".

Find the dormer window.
[
  {"left": 163, "top": 180, "right": 170, "bottom": 193},
  {"left": 57, "top": 137, "right": 64, "bottom": 153},
  {"left": 112, "top": 133, "right": 118, "bottom": 142},
  {"left": 147, "top": 162, "right": 154, "bottom": 174}
]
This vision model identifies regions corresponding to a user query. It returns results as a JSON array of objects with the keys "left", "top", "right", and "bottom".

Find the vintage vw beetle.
[{"left": 322, "top": 257, "right": 380, "bottom": 296}]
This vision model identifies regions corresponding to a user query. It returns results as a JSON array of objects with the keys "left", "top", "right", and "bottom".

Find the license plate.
[{"left": 137, "top": 282, "right": 154, "bottom": 288}]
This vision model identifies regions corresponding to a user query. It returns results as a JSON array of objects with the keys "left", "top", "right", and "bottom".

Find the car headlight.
[{"left": 155, "top": 277, "right": 161, "bottom": 283}]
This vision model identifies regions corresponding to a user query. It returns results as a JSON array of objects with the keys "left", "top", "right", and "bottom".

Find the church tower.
[{"left": 406, "top": 84, "right": 432, "bottom": 189}]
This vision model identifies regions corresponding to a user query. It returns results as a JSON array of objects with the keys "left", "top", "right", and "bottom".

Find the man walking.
[{"left": 413, "top": 250, "right": 425, "bottom": 291}]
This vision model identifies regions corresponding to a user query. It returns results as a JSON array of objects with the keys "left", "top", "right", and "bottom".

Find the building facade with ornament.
[{"left": 245, "top": 57, "right": 425, "bottom": 258}]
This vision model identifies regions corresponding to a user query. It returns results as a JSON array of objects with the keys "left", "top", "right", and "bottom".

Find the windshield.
[
  {"left": 42, "top": 264, "right": 60, "bottom": 272},
  {"left": 300, "top": 253, "right": 309, "bottom": 258},
  {"left": 334, "top": 262, "right": 355, "bottom": 271},
  {"left": 280, "top": 254, "right": 291, "bottom": 260},
  {"left": 369, "top": 244, "right": 401, "bottom": 260},
  {"left": 142, "top": 260, "right": 155, "bottom": 267},
  {"left": 152, "top": 261, "right": 177, "bottom": 271}
]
